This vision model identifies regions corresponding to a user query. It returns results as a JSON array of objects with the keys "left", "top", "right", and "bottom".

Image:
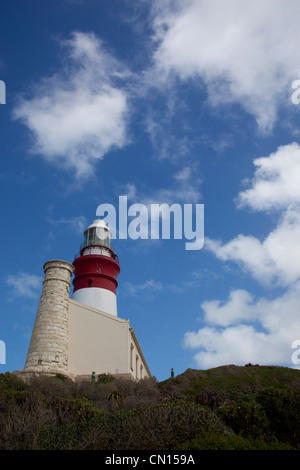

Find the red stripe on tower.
[{"left": 72, "top": 219, "right": 120, "bottom": 316}]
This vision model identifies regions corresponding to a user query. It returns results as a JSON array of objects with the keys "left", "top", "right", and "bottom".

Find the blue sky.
[{"left": 1, "top": 0, "right": 300, "bottom": 381}]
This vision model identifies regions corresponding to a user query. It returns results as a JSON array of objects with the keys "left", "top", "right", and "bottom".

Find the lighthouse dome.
[
  {"left": 81, "top": 218, "right": 114, "bottom": 257},
  {"left": 87, "top": 219, "right": 108, "bottom": 230},
  {"left": 86, "top": 218, "right": 112, "bottom": 238}
]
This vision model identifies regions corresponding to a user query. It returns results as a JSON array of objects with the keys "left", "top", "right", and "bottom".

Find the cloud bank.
[
  {"left": 184, "top": 142, "right": 300, "bottom": 368},
  {"left": 206, "top": 143, "right": 300, "bottom": 286},
  {"left": 13, "top": 2, "right": 300, "bottom": 179},
  {"left": 151, "top": 0, "right": 300, "bottom": 132},
  {"left": 13, "top": 32, "right": 130, "bottom": 178}
]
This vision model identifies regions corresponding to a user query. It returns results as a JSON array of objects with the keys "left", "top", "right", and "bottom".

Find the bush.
[
  {"left": 48, "top": 396, "right": 104, "bottom": 427},
  {"left": 0, "top": 390, "right": 56, "bottom": 450},
  {"left": 0, "top": 372, "right": 28, "bottom": 401},
  {"left": 195, "top": 389, "right": 228, "bottom": 410},
  {"left": 216, "top": 400, "right": 270, "bottom": 439},
  {"left": 1, "top": 369, "right": 300, "bottom": 450},
  {"left": 106, "top": 377, "right": 160, "bottom": 410},
  {"left": 257, "top": 386, "right": 300, "bottom": 445},
  {"left": 96, "top": 373, "right": 115, "bottom": 384},
  {"left": 27, "top": 375, "right": 73, "bottom": 400},
  {"left": 77, "top": 402, "right": 232, "bottom": 450},
  {"left": 38, "top": 423, "right": 79, "bottom": 450},
  {"left": 177, "top": 433, "right": 296, "bottom": 450}
]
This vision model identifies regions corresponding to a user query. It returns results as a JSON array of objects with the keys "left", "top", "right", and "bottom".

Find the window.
[
  {"left": 130, "top": 344, "right": 134, "bottom": 371},
  {"left": 136, "top": 355, "right": 139, "bottom": 379},
  {"left": 88, "top": 228, "right": 96, "bottom": 245},
  {"left": 88, "top": 279, "right": 93, "bottom": 287}
]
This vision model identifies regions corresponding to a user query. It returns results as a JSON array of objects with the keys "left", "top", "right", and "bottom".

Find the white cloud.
[
  {"left": 200, "top": 289, "right": 255, "bottom": 327},
  {"left": 46, "top": 215, "right": 87, "bottom": 234},
  {"left": 151, "top": 0, "right": 300, "bottom": 132},
  {"left": 151, "top": 167, "right": 201, "bottom": 204},
  {"left": 145, "top": 115, "right": 195, "bottom": 162},
  {"left": 237, "top": 143, "right": 300, "bottom": 211},
  {"left": 206, "top": 209, "right": 300, "bottom": 286},
  {"left": 184, "top": 141, "right": 300, "bottom": 368},
  {"left": 206, "top": 143, "right": 300, "bottom": 286},
  {"left": 123, "top": 278, "right": 183, "bottom": 299},
  {"left": 129, "top": 165, "right": 201, "bottom": 205},
  {"left": 124, "top": 279, "right": 163, "bottom": 297},
  {"left": 13, "top": 32, "right": 130, "bottom": 178},
  {"left": 6, "top": 272, "right": 43, "bottom": 299},
  {"left": 184, "top": 325, "right": 272, "bottom": 369},
  {"left": 183, "top": 283, "right": 300, "bottom": 369}
]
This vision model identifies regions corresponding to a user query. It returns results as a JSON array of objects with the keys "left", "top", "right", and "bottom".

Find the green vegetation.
[{"left": 0, "top": 364, "right": 300, "bottom": 450}]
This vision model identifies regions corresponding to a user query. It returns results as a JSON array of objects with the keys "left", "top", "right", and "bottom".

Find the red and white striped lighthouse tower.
[{"left": 72, "top": 219, "right": 120, "bottom": 317}]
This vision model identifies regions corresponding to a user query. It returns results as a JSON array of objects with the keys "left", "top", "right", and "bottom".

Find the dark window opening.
[{"left": 88, "top": 279, "right": 93, "bottom": 287}]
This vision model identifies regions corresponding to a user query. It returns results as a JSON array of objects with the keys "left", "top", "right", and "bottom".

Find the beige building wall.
[{"left": 68, "top": 299, "right": 151, "bottom": 380}]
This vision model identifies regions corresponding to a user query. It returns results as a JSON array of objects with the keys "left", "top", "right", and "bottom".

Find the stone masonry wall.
[{"left": 24, "top": 260, "right": 74, "bottom": 376}]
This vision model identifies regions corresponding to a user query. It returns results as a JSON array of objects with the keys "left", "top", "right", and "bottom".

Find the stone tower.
[{"left": 23, "top": 260, "right": 74, "bottom": 376}]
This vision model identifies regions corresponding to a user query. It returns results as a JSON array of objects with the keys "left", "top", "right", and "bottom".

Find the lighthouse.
[
  {"left": 14, "top": 218, "right": 151, "bottom": 382},
  {"left": 72, "top": 219, "right": 120, "bottom": 317}
]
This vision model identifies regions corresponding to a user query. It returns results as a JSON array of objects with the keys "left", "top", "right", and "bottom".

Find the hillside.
[
  {"left": 158, "top": 364, "right": 300, "bottom": 398},
  {"left": 0, "top": 364, "right": 300, "bottom": 450}
]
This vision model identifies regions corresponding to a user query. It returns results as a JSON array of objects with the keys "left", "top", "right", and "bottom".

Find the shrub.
[
  {"left": 257, "top": 386, "right": 300, "bottom": 445},
  {"left": 195, "top": 389, "right": 228, "bottom": 410},
  {"left": 96, "top": 373, "right": 115, "bottom": 384},
  {"left": 177, "top": 433, "right": 296, "bottom": 450},
  {"left": 1, "top": 368, "right": 300, "bottom": 450},
  {"left": 0, "top": 390, "right": 56, "bottom": 450},
  {"left": 0, "top": 372, "right": 28, "bottom": 402},
  {"left": 48, "top": 396, "right": 103, "bottom": 427},
  {"left": 78, "top": 402, "right": 232, "bottom": 450},
  {"left": 38, "top": 423, "right": 79, "bottom": 450},
  {"left": 216, "top": 400, "right": 270, "bottom": 439},
  {"left": 27, "top": 375, "right": 73, "bottom": 400},
  {"left": 107, "top": 377, "right": 160, "bottom": 410}
]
